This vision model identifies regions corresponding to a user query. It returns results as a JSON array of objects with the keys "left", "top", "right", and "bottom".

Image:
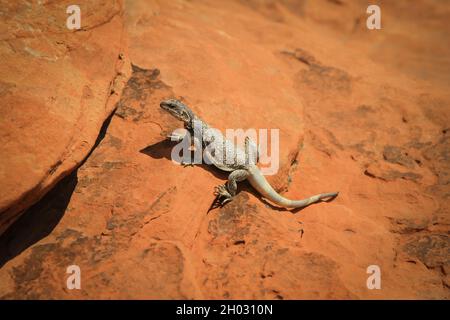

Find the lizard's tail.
[{"left": 247, "top": 165, "right": 338, "bottom": 209}]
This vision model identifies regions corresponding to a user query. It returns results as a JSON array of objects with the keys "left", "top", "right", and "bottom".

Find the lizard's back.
[{"left": 195, "top": 118, "right": 255, "bottom": 171}]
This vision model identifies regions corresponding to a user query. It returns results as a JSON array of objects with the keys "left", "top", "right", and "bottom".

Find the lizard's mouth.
[
  {"left": 160, "top": 99, "right": 182, "bottom": 111},
  {"left": 160, "top": 100, "right": 178, "bottom": 114},
  {"left": 160, "top": 99, "right": 188, "bottom": 121},
  {"left": 159, "top": 100, "right": 173, "bottom": 110},
  {"left": 160, "top": 99, "right": 195, "bottom": 125}
]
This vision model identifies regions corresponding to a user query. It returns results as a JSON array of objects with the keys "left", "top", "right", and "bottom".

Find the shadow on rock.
[
  {"left": 0, "top": 108, "right": 117, "bottom": 268},
  {"left": 0, "top": 170, "right": 77, "bottom": 268},
  {"left": 139, "top": 139, "right": 229, "bottom": 181}
]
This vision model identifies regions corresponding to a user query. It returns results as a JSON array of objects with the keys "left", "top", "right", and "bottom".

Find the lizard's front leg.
[
  {"left": 214, "top": 169, "right": 250, "bottom": 205},
  {"left": 167, "top": 129, "right": 189, "bottom": 142},
  {"left": 167, "top": 129, "right": 196, "bottom": 167}
]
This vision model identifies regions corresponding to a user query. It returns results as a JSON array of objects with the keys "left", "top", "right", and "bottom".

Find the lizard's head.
[{"left": 160, "top": 99, "right": 194, "bottom": 125}]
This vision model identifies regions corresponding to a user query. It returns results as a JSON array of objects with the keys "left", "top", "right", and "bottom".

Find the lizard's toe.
[
  {"left": 213, "top": 184, "right": 225, "bottom": 194},
  {"left": 220, "top": 197, "right": 233, "bottom": 206},
  {"left": 181, "top": 161, "right": 194, "bottom": 167}
]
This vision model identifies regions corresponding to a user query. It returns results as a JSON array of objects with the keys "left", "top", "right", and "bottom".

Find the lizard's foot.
[
  {"left": 180, "top": 160, "right": 195, "bottom": 167},
  {"left": 167, "top": 132, "right": 186, "bottom": 142},
  {"left": 213, "top": 184, "right": 233, "bottom": 206}
]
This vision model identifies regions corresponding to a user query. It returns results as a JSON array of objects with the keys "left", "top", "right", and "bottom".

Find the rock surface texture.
[{"left": 0, "top": 0, "right": 449, "bottom": 299}]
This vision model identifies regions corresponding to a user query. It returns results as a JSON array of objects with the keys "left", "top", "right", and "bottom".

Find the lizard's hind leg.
[{"left": 214, "top": 169, "right": 250, "bottom": 205}]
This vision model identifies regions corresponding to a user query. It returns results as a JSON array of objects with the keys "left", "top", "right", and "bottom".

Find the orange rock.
[{"left": 0, "top": 1, "right": 128, "bottom": 234}]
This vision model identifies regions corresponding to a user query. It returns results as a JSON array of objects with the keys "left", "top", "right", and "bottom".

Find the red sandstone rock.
[{"left": 0, "top": 1, "right": 128, "bottom": 235}]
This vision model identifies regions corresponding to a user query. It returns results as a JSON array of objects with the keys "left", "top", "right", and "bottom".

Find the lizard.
[{"left": 160, "top": 99, "right": 339, "bottom": 209}]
